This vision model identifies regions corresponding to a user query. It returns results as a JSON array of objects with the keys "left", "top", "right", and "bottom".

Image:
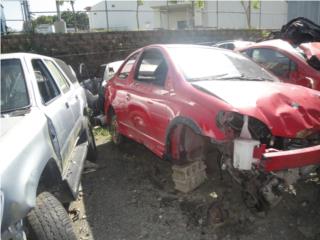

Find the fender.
[{"left": 164, "top": 116, "right": 202, "bottom": 160}]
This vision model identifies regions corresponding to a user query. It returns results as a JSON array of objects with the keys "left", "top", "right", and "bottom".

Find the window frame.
[
  {"left": 31, "top": 58, "right": 62, "bottom": 105},
  {"left": 250, "top": 47, "right": 298, "bottom": 78},
  {"left": 117, "top": 53, "right": 139, "bottom": 80},
  {"left": 134, "top": 48, "right": 168, "bottom": 87},
  {"left": 44, "top": 59, "right": 71, "bottom": 93},
  {"left": 53, "top": 58, "right": 79, "bottom": 84}
]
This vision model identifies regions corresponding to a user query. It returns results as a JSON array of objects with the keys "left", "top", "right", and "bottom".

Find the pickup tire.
[{"left": 27, "top": 192, "right": 77, "bottom": 240}]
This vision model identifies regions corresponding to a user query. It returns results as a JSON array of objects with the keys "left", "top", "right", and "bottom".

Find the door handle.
[
  {"left": 126, "top": 94, "right": 131, "bottom": 101},
  {"left": 65, "top": 102, "right": 70, "bottom": 108}
]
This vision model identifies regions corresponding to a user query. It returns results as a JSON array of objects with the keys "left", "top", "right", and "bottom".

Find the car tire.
[
  {"left": 27, "top": 192, "right": 77, "bottom": 240},
  {"left": 87, "top": 123, "right": 98, "bottom": 162},
  {"left": 110, "top": 114, "right": 123, "bottom": 145}
]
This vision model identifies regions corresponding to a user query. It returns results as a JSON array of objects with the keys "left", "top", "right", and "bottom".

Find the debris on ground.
[{"left": 70, "top": 137, "right": 320, "bottom": 240}]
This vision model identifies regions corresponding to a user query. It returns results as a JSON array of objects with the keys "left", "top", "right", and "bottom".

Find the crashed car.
[
  {"left": 0, "top": 53, "right": 97, "bottom": 239},
  {"left": 104, "top": 44, "right": 320, "bottom": 212},
  {"left": 238, "top": 39, "right": 320, "bottom": 91}
]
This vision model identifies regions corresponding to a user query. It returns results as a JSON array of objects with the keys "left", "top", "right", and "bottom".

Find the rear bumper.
[{"left": 261, "top": 144, "right": 320, "bottom": 172}]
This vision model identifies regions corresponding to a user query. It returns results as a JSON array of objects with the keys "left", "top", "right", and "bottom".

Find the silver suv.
[{"left": 0, "top": 53, "right": 97, "bottom": 239}]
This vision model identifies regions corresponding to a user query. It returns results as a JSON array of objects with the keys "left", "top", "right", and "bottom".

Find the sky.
[{"left": 3, "top": 0, "right": 103, "bottom": 30}]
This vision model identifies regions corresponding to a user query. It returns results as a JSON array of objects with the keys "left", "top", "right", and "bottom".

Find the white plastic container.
[{"left": 233, "top": 139, "right": 260, "bottom": 170}]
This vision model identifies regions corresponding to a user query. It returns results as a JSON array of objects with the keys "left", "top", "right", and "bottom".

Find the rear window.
[{"left": 54, "top": 58, "right": 79, "bottom": 83}]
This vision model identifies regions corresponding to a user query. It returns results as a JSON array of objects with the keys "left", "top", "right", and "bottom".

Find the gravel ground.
[{"left": 69, "top": 131, "right": 320, "bottom": 240}]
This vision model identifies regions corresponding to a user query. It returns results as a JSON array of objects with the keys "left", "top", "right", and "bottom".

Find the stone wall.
[{"left": 1, "top": 30, "right": 268, "bottom": 77}]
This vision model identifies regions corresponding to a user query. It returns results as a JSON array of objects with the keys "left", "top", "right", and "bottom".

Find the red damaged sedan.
[
  {"left": 105, "top": 44, "right": 320, "bottom": 211},
  {"left": 238, "top": 39, "right": 320, "bottom": 91}
]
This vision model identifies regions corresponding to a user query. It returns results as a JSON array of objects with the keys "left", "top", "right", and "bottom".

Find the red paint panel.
[{"left": 262, "top": 145, "right": 320, "bottom": 172}]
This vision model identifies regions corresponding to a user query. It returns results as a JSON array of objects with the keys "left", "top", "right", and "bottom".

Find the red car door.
[
  {"left": 109, "top": 53, "right": 139, "bottom": 135},
  {"left": 125, "top": 48, "right": 172, "bottom": 156}
]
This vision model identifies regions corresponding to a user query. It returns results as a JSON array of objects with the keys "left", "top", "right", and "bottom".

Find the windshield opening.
[
  {"left": 1, "top": 59, "right": 30, "bottom": 113},
  {"left": 167, "top": 46, "right": 278, "bottom": 82}
]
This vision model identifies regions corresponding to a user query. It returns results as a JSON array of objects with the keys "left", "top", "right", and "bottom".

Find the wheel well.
[
  {"left": 37, "top": 159, "right": 73, "bottom": 203},
  {"left": 107, "top": 106, "right": 115, "bottom": 125},
  {"left": 165, "top": 117, "right": 207, "bottom": 164}
]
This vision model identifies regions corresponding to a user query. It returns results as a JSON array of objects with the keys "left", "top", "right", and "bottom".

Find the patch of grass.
[{"left": 93, "top": 126, "right": 110, "bottom": 138}]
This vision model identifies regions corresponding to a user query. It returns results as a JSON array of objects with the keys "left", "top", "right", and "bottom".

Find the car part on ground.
[
  {"left": 0, "top": 53, "right": 97, "bottom": 239},
  {"left": 104, "top": 44, "right": 320, "bottom": 213}
]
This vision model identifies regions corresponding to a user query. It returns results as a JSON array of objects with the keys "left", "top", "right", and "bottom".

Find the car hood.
[{"left": 192, "top": 80, "right": 320, "bottom": 137}]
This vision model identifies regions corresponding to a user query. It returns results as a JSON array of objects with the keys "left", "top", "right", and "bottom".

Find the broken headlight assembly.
[
  {"left": 216, "top": 111, "right": 243, "bottom": 137},
  {"left": 216, "top": 111, "right": 271, "bottom": 143}
]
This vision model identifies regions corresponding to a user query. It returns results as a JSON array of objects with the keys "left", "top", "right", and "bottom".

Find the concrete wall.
[{"left": 1, "top": 30, "right": 267, "bottom": 76}]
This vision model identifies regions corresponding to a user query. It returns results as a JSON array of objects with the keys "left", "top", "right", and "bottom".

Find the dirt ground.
[{"left": 70, "top": 130, "right": 320, "bottom": 240}]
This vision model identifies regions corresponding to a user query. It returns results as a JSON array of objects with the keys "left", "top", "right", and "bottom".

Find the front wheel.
[
  {"left": 27, "top": 192, "right": 77, "bottom": 240},
  {"left": 110, "top": 114, "right": 123, "bottom": 145}
]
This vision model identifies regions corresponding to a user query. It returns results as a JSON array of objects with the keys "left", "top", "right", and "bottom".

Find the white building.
[
  {"left": 88, "top": 0, "right": 288, "bottom": 31},
  {"left": 88, "top": 1, "right": 157, "bottom": 31}
]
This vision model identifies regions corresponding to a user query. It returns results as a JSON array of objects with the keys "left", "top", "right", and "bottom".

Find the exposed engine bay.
[{"left": 213, "top": 111, "right": 320, "bottom": 213}]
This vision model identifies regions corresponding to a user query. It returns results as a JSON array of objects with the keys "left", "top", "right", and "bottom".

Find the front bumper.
[{"left": 261, "top": 144, "right": 320, "bottom": 172}]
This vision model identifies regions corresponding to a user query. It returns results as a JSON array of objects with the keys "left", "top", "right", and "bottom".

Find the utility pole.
[
  {"left": 166, "top": 0, "right": 169, "bottom": 29},
  {"left": 70, "top": 0, "right": 77, "bottom": 32},
  {"left": 56, "top": 0, "right": 61, "bottom": 20},
  {"left": 104, "top": 0, "right": 109, "bottom": 30},
  {"left": 21, "top": 0, "right": 32, "bottom": 32}
]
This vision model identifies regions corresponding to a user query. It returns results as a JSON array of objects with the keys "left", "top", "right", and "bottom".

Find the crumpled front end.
[{"left": 202, "top": 82, "right": 320, "bottom": 212}]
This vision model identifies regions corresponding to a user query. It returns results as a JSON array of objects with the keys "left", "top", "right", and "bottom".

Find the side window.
[
  {"left": 54, "top": 58, "right": 79, "bottom": 84},
  {"left": 135, "top": 49, "right": 168, "bottom": 86},
  {"left": 44, "top": 60, "right": 70, "bottom": 93},
  {"left": 251, "top": 48, "right": 297, "bottom": 77},
  {"left": 32, "top": 59, "right": 60, "bottom": 104},
  {"left": 118, "top": 54, "right": 138, "bottom": 79},
  {"left": 241, "top": 49, "right": 252, "bottom": 57}
]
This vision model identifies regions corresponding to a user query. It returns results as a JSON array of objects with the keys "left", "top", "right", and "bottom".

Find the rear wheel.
[
  {"left": 27, "top": 192, "right": 77, "bottom": 240},
  {"left": 110, "top": 114, "right": 123, "bottom": 145}
]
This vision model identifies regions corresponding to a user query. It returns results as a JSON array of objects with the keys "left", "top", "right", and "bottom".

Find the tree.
[
  {"left": 241, "top": 0, "right": 260, "bottom": 29},
  {"left": 136, "top": 0, "right": 144, "bottom": 30},
  {"left": 32, "top": 11, "right": 89, "bottom": 31},
  {"left": 61, "top": 11, "right": 89, "bottom": 30}
]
